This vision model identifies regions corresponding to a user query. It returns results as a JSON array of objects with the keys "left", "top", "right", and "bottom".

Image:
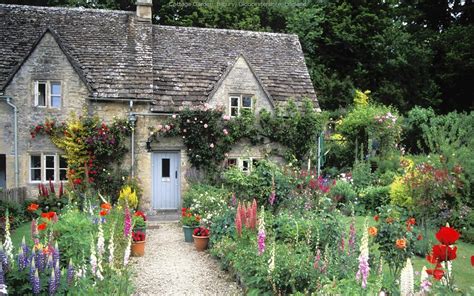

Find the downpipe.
[{"left": 0, "top": 95, "right": 19, "bottom": 187}]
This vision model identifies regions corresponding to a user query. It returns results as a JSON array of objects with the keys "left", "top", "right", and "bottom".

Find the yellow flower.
[{"left": 119, "top": 185, "right": 138, "bottom": 209}]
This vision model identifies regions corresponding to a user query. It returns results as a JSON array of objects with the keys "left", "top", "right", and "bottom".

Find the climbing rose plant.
[{"left": 30, "top": 112, "right": 132, "bottom": 196}]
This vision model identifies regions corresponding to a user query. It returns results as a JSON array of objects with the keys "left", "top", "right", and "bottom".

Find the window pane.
[
  {"left": 242, "top": 96, "right": 252, "bottom": 108},
  {"left": 230, "top": 97, "right": 239, "bottom": 107},
  {"left": 226, "top": 158, "right": 237, "bottom": 167},
  {"left": 230, "top": 107, "right": 238, "bottom": 117},
  {"left": 31, "top": 169, "right": 41, "bottom": 181},
  {"left": 162, "top": 158, "right": 170, "bottom": 178},
  {"left": 37, "top": 83, "right": 46, "bottom": 106},
  {"left": 51, "top": 95, "right": 61, "bottom": 108},
  {"left": 45, "top": 169, "right": 55, "bottom": 181},
  {"left": 31, "top": 155, "right": 41, "bottom": 168},
  {"left": 59, "top": 156, "right": 67, "bottom": 169},
  {"left": 45, "top": 155, "right": 55, "bottom": 168},
  {"left": 242, "top": 160, "right": 249, "bottom": 172},
  {"left": 59, "top": 169, "right": 67, "bottom": 181},
  {"left": 51, "top": 83, "right": 61, "bottom": 95},
  {"left": 252, "top": 159, "right": 260, "bottom": 168}
]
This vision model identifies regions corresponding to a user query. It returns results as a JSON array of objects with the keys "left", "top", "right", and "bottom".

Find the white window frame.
[
  {"left": 34, "top": 81, "right": 62, "bottom": 108},
  {"left": 225, "top": 157, "right": 259, "bottom": 173},
  {"left": 228, "top": 94, "right": 253, "bottom": 117},
  {"left": 29, "top": 153, "right": 67, "bottom": 183}
]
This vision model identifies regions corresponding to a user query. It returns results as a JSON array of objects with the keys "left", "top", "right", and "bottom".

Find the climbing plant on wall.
[{"left": 30, "top": 112, "right": 132, "bottom": 196}]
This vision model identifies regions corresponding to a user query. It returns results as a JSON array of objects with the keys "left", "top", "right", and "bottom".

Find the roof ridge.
[
  {"left": 154, "top": 24, "right": 299, "bottom": 38},
  {"left": 0, "top": 3, "right": 133, "bottom": 15}
]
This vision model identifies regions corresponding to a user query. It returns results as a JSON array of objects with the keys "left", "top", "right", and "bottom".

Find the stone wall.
[{"left": 0, "top": 32, "right": 89, "bottom": 197}]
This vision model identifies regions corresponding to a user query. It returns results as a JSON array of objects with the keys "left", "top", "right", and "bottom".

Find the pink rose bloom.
[
  {"left": 204, "top": 124, "right": 208, "bottom": 128},
  {"left": 172, "top": 114, "right": 177, "bottom": 119},
  {"left": 223, "top": 129, "right": 228, "bottom": 135},
  {"left": 209, "top": 143, "right": 214, "bottom": 148},
  {"left": 223, "top": 115, "right": 231, "bottom": 121}
]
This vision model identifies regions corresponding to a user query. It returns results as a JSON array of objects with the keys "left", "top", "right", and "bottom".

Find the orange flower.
[
  {"left": 395, "top": 238, "right": 407, "bottom": 249},
  {"left": 386, "top": 217, "right": 394, "bottom": 224},
  {"left": 100, "top": 210, "right": 108, "bottom": 216},
  {"left": 41, "top": 211, "right": 56, "bottom": 220},
  {"left": 368, "top": 226, "right": 378, "bottom": 237},
  {"left": 27, "top": 203, "right": 39, "bottom": 212},
  {"left": 38, "top": 223, "right": 47, "bottom": 231},
  {"left": 101, "top": 203, "right": 112, "bottom": 210},
  {"left": 406, "top": 217, "right": 416, "bottom": 226}
]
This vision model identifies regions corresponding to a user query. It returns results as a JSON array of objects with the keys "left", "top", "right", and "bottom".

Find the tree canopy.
[{"left": 2, "top": 0, "right": 472, "bottom": 113}]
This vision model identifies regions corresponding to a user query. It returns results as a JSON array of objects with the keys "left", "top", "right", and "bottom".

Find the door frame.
[{"left": 151, "top": 151, "right": 181, "bottom": 210}]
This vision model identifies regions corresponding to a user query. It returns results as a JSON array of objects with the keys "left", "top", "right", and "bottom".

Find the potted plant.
[
  {"left": 131, "top": 230, "right": 146, "bottom": 256},
  {"left": 181, "top": 208, "right": 200, "bottom": 243},
  {"left": 131, "top": 210, "right": 147, "bottom": 256},
  {"left": 133, "top": 210, "right": 147, "bottom": 233},
  {"left": 192, "top": 226, "right": 210, "bottom": 251}
]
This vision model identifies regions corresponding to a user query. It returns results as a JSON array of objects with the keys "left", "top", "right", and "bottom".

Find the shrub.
[
  {"left": 329, "top": 180, "right": 357, "bottom": 205},
  {"left": 183, "top": 183, "right": 230, "bottom": 225},
  {"left": 351, "top": 160, "right": 374, "bottom": 190},
  {"left": 358, "top": 185, "right": 390, "bottom": 212}
]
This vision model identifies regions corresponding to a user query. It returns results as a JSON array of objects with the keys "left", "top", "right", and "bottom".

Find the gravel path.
[{"left": 132, "top": 222, "right": 242, "bottom": 296}]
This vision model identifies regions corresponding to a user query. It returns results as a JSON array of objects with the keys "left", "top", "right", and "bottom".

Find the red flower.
[
  {"left": 374, "top": 215, "right": 379, "bottom": 222},
  {"left": 101, "top": 203, "right": 112, "bottom": 210},
  {"left": 417, "top": 234, "right": 423, "bottom": 241},
  {"left": 432, "top": 244, "right": 457, "bottom": 262},
  {"left": 406, "top": 218, "right": 416, "bottom": 226},
  {"left": 134, "top": 210, "right": 147, "bottom": 221},
  {"left": 132, "top": 231, "right": 146, "bottom": 242},
  {"left": 27, "top": 203, "right": 39, "bottom": 212},
  {"left": 100, "top": 210, "right": 108, "bottom": 216},
  {"left": 41, "top": 211, "right": 56, "bottom": 220},
  {"left": 73, "top": 178, "right": 82, "bottom": 185},
  {"left": 38, "top": 223, "right": 47, "bottom": 231},
  {"left": 471, "top": 255, "right": 474, "bottom": 266},
  {"left": 426, "top": 253, "right": 439, "bottom": 264},
  {"left": 193, "top": 227, "right": 209, "bottom": 237},
  {"left": 426, "top": 268, "right": 445, "bottom": 280},
  {"left": 436, "top": 226, "right": 460, "bottom": 245}
]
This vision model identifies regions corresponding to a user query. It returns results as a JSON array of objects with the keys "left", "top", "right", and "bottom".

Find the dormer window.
[
  {"left": 229, "top": 94, "right": 253, "bottom": 117},
  {"left": 35, "top": 81, "right": 61, "bottom": 108}
]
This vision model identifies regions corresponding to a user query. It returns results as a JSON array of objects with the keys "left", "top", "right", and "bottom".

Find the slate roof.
[{"left": 0, "top": 4, "right": 318, "bottom": 110}]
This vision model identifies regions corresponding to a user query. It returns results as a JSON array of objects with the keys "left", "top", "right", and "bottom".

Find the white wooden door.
[{"left": 152, "top": 152, "right": 180, "bottom": 209}]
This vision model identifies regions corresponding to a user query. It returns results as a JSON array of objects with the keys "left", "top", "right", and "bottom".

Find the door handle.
[{"left": 175, "top": 171, "right": 178, "bottom": 179}]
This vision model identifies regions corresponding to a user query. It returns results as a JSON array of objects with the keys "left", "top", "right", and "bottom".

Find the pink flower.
[
  {"left": 204, "top": 124, "right": 208, "bottom": 128},
  {"left": 209, "top": 143, "right": 214, "bottom": 148},
  {"left": 223, "top": 115, "right": 230, "bottom": 121},
  {"left": 258, "top": 229, "right": 266, "bottom": 255},
  {"left": 172, "top": 114, "right": 177, "bottom": 119},
  {"left": 223, "top": 129, "right": 228, "bottom": 135}
]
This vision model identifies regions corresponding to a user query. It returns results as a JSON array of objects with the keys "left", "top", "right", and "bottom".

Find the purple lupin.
[
  {"left": 17, "top": 247, "right": 26, "bottom": 271},
  {"left": 67, "top": 259, "right": 74, "bottom": 286},
  {"left": 0, "top": 246, "right": 8, "bottom": 271},
  {"left": 54, "top": 260, "right": 60, "bottom": 292},
  {"left": 53, "top": 242, "right": 60, "bottom": 266},
  {"left": 32, "top": 268, "right": 41, "bottom": 295},
  {"left": 0, "top": 263, "right": 7, "bottom": 295},
  {"left": 48, "top": 268, "right": 56, "bottom": 295}
]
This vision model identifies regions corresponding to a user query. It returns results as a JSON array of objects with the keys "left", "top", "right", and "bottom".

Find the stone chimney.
[{"left": 136, "top": 0, "right": 152, "bottom": 21}]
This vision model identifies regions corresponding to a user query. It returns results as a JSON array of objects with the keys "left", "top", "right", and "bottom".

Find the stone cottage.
[{"left": 0, "top": 1, "right": 319, "bottom": 211}]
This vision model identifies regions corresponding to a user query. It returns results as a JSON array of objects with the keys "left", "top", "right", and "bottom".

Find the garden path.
[{"left": 132, "top": 222, "right": 242, "bottom": 296}]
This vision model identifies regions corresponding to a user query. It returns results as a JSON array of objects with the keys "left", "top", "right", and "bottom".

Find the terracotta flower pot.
[
  {"left": 192, "top": 235, "right": 209, "bottom": 251},
  {"left": 131, "top": 240, "right": 146, "bottom": 257}
]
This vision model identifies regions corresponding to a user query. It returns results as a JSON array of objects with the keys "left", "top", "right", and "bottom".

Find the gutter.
[{"left": 0, "top": 95, "right": 19, "bottom": 187}]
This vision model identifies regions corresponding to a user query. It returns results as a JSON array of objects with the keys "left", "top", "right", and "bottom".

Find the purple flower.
[
  {"left": 49, "top": 269, "right": 56, "bottom": 295},
  {"left": 67, "top": 260, "right": 75, "bottom": 286},
  {"left": 17, "top": 247, "right": 27, "bottom": 271},
  {"left": 124, "top": 207, "right": 131, "bottom": 237},
  {"left": 348, "top": 218, "right": 356, "bottom": 256},
  {"left": 53, "top": 243, "right": 60, "bottom": 266},
  {"left": 35, "top": 248, "right": 44, "bottom": 271},
  {"left": 356, "top": 255, "right": 369, "bottom": 288},
  {"left": 257, "top": 230, "right": 266, "bottom": 255},
  {"left": 0, "top": 247, "right": 8, "bottom": 271},
  {"left": 0, "top": 263, "right": 6, "bottom": 294},
  {"left": 32, "top": 268, "right": 40, "bottom": 295},
  {"left": 268, "top": 191, "right": 276, "bottom": 206},
  {"left": 55, "top": 261, "right": 60, "bottom": 291},
  {"left": 231, "top": 193, "right": 237, "bottom": 207}
]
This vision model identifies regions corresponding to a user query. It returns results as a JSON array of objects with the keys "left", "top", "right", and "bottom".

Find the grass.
[
  {"left": 10, "top": 221, "right": 34, "bottom": 247},
  {"left": 345, "top": 216, "right": 474, "bottom": 293}
]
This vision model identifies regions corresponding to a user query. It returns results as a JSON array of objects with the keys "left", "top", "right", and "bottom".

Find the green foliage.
[
  {"left": 183, "top": 183, "right": 230, "bottom": 225},
  {"left": 358, "top": 185, "right": 390, "bottom": 213},
  {"left": 329, "top": 180, "right": 356, "bottom": 205},
  {"left": 351, "top": 160, "right": 374, "bottom": 190},
  {"left": 0, "top": 199, "right": 29, "bottom": 231},
  {"left": 402, "top": 106, "right": 436, "bottom": 153},
  {"left": 208, "top": 206, "right": 236, "bottom": 247},
  {"left": 260, "top": 100, "right": 326, "bottom": 165},
  {"left": 222, "top": 160, "right": 294, "bottom": 207}
]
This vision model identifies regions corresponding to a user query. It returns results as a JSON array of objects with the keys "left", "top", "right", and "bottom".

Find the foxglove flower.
[
  {"left": 257, "top": 206, "right": 266, "bottom": 255},
  {"left": 0, "top": 263, "right": 7, "bottom": 295},
  {"left": 348, "top": 216, "right": 356, "bottom": 256},
  {"left": 268, "top": 242, "right": 275, "bottom": 274},
  {"left": 231, "top": 193, "right": 237, "bottom": 207},
  {"left": 356, "top": 219, "right": 370, "bottom": 289},
  {"left": 90, "top": 240, "right": 97, "bottom": 275},
  {"left": 268, "top": 190, "right": 276, "bottom": 206},
  {"left": 108, "top": 222, "right": 116, "bottom": 268},
  {"left": 250, "top": 199, "right": 257, "bottom": 230},
  {"left": 124, "top": 207, "right": 131, "bottom": 237},
  {"left": 49, "top": 268, "right": 56, "bottom": 295},
  {"left": 3, "top": 210, "right": 14, "bottom": 263},
  {"left": 97, "top": 222, "right": 105, "bottom": 279},
  {"left": 67, "top": 259, "right": 75, "bottom": 286},
  {"left": 313, "top": 248, "right": 321, "bottom": 270},
  {"left": 123, "top": 236, "right": 132, "bottom": 266},
  {"left": 400, "top": 258, "right": 414, "bottom": 296}
]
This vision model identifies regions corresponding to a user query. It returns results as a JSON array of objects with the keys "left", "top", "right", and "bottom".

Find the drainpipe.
[
  {"left": 128, "top": 100, "right": 137, "bottom": 178},
  {"left": 0, "top": 95, "right": 19, "bottom": 187}
]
